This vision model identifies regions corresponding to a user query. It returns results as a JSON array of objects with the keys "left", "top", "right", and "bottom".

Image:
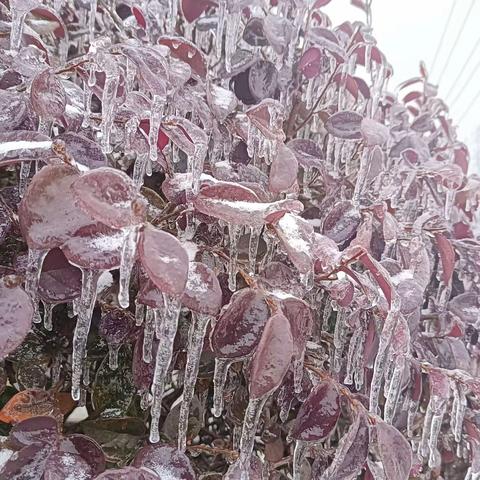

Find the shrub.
[{"left": 0, "top": 0, "right": 479, "bottom": 478}]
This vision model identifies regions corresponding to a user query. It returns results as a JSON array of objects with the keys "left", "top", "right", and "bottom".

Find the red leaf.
[{"left": 434, "top": 233, "right": 455, "bottom": 283}]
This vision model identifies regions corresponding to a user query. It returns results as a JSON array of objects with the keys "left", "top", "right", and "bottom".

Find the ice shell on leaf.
[
  {"left": 264, "top": 13, "right": 293, "bottom": 55},
  {"left": 0, "top": 89, "right": 27, "bottom": 131},
  {"left": 0, "top": 443, "right": 50, "bottom": 479},
  {"left": 299, "top": 47, "right": 323, "bottom": 79},
  {"left": 325, "top": 111, "right": 363, "bottom": 140},
  {"left": 38, "top": 248, "right": 81, "bottom": 304},
  {"left": 248, "top": 60, "right": 278, "bottom": 102},
  {"left": 360, "top": 118, "right": 390, "bottom": 146},
  {"left": 194, "top": 182, "right": 302, "bottom": 226},
  {"left": 0, "top": 277, "right": 33, "bottom": 360},
  {"left": 139, "top": 224, "right": 189, "bottom": 296},
  {"left": 137, "top": 278, "right": 165, "bottom": 309},
  {"left": 158, "top": 35, "right": 207, "bottom": 79},
  {"left": 273, "top": 212, "right": 315, "bottom": 274},
  {"left": 0, "top": 130, "right": 53, "bottom": 165},
  {"left": 280, "top": 296, "right": 313, "bottom": 360},
  {"left": 44, "top": 451, "right": 93, "bottom": 480},
  {"left": 249, "top": 311, "right": 293, "bottom": 399},
  {"left": 133, "top": 444, "right": 195, "bottom": 480},
  {"left": 19, "top": 164, "right": 94, "bottom": 250},
  {"left": 322, "top": 201, "right": 361, "bottom": 245},
  {"left": 210, "top": 288, "right": 270, "bottom": 359},
  {"left": 243, "top": 17, "right": 268, "bottom": 47},
  {"left": 62, "top": 223, "right": 128, "bottom": 270},
  {"left": 182, "top": 261, "right": 222, "bottom": 315},
  {"left": 95, "top": 467, "right": 159, "bottom": 480},
  {"left": 246, "top": 99, "right": 286, "bottom": 141},
  {"left": 181, "top": 0, "right": 217, "bottom": 23},
  {"left": 71, "top": 167, "right": 147, "bottom": 229},
  {"left": 290, "top": 380, "right": 340, "bottom": 441},
  {"left": 53, "top": 133, "right": 107, "bottom": 170},
  {"left": 268, "top": 144, "right": 298, "bottom": 193},
  {"left": 59, "top": 434, "right": 106, "bottom": 476},
  {"left": 207, "top": 83, "right": 238, "bottom": 123},
  {"left": 373, "top": 420, "right": 412, "bottom": 480},
  {"left": 319, "top": 411, "right": 369, "bottom": 480},
  {"left": 8, "top": 416, "right": 58, "bottom": 449},
  {"left": 30, "top": 67, "right": 66, "bottom": 120},
  {"left": 287, "top": 138, "right": 324, "bottom": 169}
]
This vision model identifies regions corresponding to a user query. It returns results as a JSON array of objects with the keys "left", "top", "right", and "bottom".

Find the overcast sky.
[{"left": 323, "top": 0, "right": 480, "bottom": 172}]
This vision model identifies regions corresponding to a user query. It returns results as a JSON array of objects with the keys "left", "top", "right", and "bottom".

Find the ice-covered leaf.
[
  {"left": 43, "top": 451, "right": 93, "bottom": 480},
  {"left": 246, "top": 99, "right": 285, "bottom": 141},
  {"left": 0, "top": 89, "right": 27, "bottom": 131},
  {"left": 248, "top": 60, "right": 278, "bottom": 102},
  {"left": 0, "top": 389, "right": 58, "bottom": 424},
  {"left": 72, "top": 168, "right": 147, "bottom": 229},
  {"left": 210, "top": 288, "right": 269, "bottom": 359},
  {"left": 434, "top": 233, "right": 455, "bottom": 284},
  {"left": 360, "top": 118, "right": 390, "bottom": 146},
  {"left": 58, "top": 435, "right": 106, "bottom": 476},
  {"left": 159, "top": 36, "right": 207, "bottom": 78},
  {"left": 325, "top": 111, "right": 363, "bottom": 140},
  {"left": 280, "top": 296, "right": 313, "bottom": 360},
  {"left": 291, "top": 380, "right": 340, "bottom": 441},
  {"left": 62, "top": 223, "right": 127, "bottom": 270},
  {"left": 8, "top": 416, "right": 58, "bottom": 449},
  {"left": 268, "top": 144, "right": 298, "bottom": 193},
  {"left": 139, "top": 225, "right": 189, "bottom": 296},
  {"left": 53, "top": 133, "right": 107, "bottom": 170},
  {"left": 287, "top": 138, "right": 324, "bottom": 169},
  {"left": 94, "top": 467, "right": 159, "bottom": 480},
  {"left": 133, "top": 444, "right": 195, "bottom": 480},
  {"left": 207, "top": 83, "right": 237, "bottom": 122},
  {"left": 19, "top": 164, "right": 93, "bottom": 250},
  {"left": 0, "top": 277, "right": 33, "bottom": 360},
  {"left": 299, "top": 47, "right": 323, "bottom": 79},
  {"left": 264, "top": 14, "right": 293, "bottom": 54},
  {"left": 274, "top": 212, "right": 315, "bottom": 274},
  {"left": 243, "top": 17, "right": 268, "bottom": 46},
  {"left": 182, "top": 261, "right": 222, "bottom": 315},
  {"left": 30, "top": 68, "right": 66, "bottom": 120},
  {"left": 373, "top": 420, "right": 412, "bottom": 480},
  {"left": 249, "top": 311, "right": 293, "bottom": 399},
  {"left": 38, "top": 248, "right": 82, "bottom": 303},
  {"left": 181, "top": 0, "right": 216, "bottom": 22},
  {"left": 0, "top": 443, "right": 50, "bottom": 479},
  {"left": 322, "top": 201, "right": 361, "bottom": 245},
  {"left": 320, "top": 412, "right": 369, "bottom": 480}
]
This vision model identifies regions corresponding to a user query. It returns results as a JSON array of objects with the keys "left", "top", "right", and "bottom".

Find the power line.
[
  {"left": 445, "top": 32, "right": 480, "bottom": 100},
  {"left": 458, "top": 84, "right": 480, "bottom": 123},
  {"left": 450, "top": 55, "right": 480, "bottom": 108},
  {"left": 436, "top": 0, "right": 475, "bottom": 85},
  {"left": 430, "top": 0, "right": 457, "bottom": 76}
]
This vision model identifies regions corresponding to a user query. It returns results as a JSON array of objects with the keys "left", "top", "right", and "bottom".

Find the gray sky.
[{"left": 323, "top": 0, "right": 480, "bottom": 172}]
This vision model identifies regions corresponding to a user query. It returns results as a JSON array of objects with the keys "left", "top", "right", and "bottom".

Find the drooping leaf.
[{"left": 325, "top": 111, "right": 363, "bottom": 140}]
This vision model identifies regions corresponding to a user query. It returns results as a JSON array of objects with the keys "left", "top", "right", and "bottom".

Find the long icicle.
[
  {"left": 71, "top": 269, "right": 100, "bottom": 401},
  {"left": 178, "top": 313, "right": 211, "bottom": 451},
  {"left": 212, "top": 358, "right": 232, "bottom": 417},
  {"left": 118, "top": 226, "right": 140, "bottom": 309},
  {"left": 25, "top": 249, "right": 47, "bottom": 324},
  {"left": 149, "top": 295, "right": 182, "bottom": 443}
]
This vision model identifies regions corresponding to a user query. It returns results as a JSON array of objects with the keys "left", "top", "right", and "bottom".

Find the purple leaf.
[
  {"left": 291, "top": 380, "right": 340, "bottom": 441},
  {"left": 210, "top": 288, "right": 269, "bottom": 359},
  {"left": 325, "top": 111, "right": 363, "bottom": 140},
  {"left": 0, "top": 277, "right": 33, "bottom": 360},
  {"left": 268, "top": 144, "right": 298, "bottom": 193},
  {"left": 249, "top": 311, "right": 293, "bottom": 399}
]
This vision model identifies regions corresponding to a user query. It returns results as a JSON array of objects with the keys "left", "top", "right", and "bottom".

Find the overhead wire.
[
  {"left": 458, "top": 84, "right": 480, "bottom": 124},
  {"left": 445, "top": 32, "right": 480, "bottom": 101},
  {"left": 436, "top": 0, "right": 475, "bottom": 85},
  {"left": 449, "top": 56, "right": 480, "bottom": 108},
  {"left": 430, "top": 0, "right": 457, "bottom": 76}
]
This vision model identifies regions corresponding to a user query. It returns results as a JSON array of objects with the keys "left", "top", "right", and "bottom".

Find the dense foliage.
[{"left": 0, "top": 0, "right": 479, "bottom": 478}]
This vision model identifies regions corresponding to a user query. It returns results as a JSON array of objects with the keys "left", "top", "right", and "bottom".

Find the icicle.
[
  {"left": 304, "top": 78, "right": 315, "bottom": 109},
  {"left": 125, "top": 116, "right": 139, "bottom": 153},
  {"left": 428, "top": 404, "right": 446, "bottom": 469},
  {"left": 248, "top": 226, "right": 262, "bottom": 275},
  {"left": 140, "top": 390, "right": 150, "bottom": 410},
  {"left": 167, "top": 0, "right": 178, "bottom": 33},
  {"left": 451, "top": 382, "right": 466, "bottom": 443},
  {"left": 100, "top": 66, "right": 119, "bottom": 154},
  {"left": 42, "top": 302, "right": 54, "bottom": 331},
  {"left": 212, "top": 357, "right": 232, "bottom": 417},
  {"left": 108, "top": 344, "right": 120, "bottom": 370},
  {"left": 215, "top": 1, "right": 226, "bottom": 59},
  {"left": 227, "top": 224, "right": 242, "bottom": 291},
  {"left": 225, "top": 12, "right": 241, "bottom": 73},
  {"left": 178, "top": 313, "right": 211, "bottom": 452},
  {"left": 299, "top": 266, "right": 314, "bottom": 291},
  {"left": 135, "top": 302, "right": 145, "bottom": 326},
  {"left": 133, "top": 153, "right": 149, "bottom": 188},
  {"left": 10, "top": 7, "right": 27, "bottom": 52},
  {"left": 25, "top": 249, "right": 47, "bottom": 324},
  {"left": 293, "top": 353, "right": 305, "bottom": 394},
  {"left": 344, "top": 327, "right": 362, "bottom": 385},
  {"left": 293, "top": 440, "right": 308, "bottom": 480},
  {"left": 233, "top": 425, "right": 242, "bottom": 450},
  {"left": 233, "top": 396, "right": 268, "bottom": 480},
  {"left": 71, "top": 269, "right": 100, "bottom": 401},
  {"left": 118, "top": 226, "right": 140, "bottom": 308},
  {"left": 384, "top": 357, "right": 404, "bottom": 423},
  {"left": 419, "top": 398, "right": 435, "bottom": 458},
  {"left": 149, "top": 295, "right": 182, "bottom": 443},
  {"left": 332, "top": 309, "right": 348, "bottom": 377},
  {"left": 189, "top": 144, "right": 207, "bottom": 195},
  {"left": 149, "top": 94, "right": 164, "bottom": 166},
  {"left": 89, "top": 0, "right": 97, "bottom": 42},
  {"left": 322, "top": 297, "right": 332, "bottom": 332},
  {"left": 154, "top": 303, "right": 166, "bottom": 339},
  {"left": 18, "top": 162, "right": 31, "bottom": 197},
  {"left": 143, "top": 307, "right": 155, "bottom": 363}
]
